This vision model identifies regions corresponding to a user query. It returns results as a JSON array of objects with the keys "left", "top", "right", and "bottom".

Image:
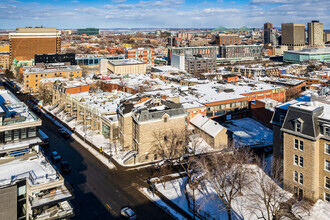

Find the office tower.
[
  {"left": 9, "top": 27, "right": 61, "bottom": 63},
  {"left": 308, "top": 20, "right": 324, "bottom": 46},
  {"left": 281, "top": 23, "right": 305, "bottom": 50}
]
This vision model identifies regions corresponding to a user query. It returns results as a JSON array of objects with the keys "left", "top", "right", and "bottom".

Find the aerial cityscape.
[{"left": 0, "top": 0, "right": 330, "bottom": 219}]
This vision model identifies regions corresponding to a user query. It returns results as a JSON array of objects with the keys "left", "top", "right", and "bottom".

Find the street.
[
  {"left": 39, "top": 111, "right": 173, "bottom": 220},
  {"left": 2, "top": 81, "right": 173, "bottom": 220}
]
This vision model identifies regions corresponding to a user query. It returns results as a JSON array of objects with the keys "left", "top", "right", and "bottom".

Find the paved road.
[
  {"left": 38, "top": 112, "right": 173, "bottom": 220},
  {"left": 1, "top": 81, "right": 173, "bottom": 220}
]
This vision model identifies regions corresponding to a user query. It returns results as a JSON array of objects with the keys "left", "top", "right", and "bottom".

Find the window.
[
  {"left": 324, "top": 126, "right": 330, "bottom": 136},
  {"left": 326, "top": 160, "right": 330, "bottom": 172},
  {"left": 294, "top": 155, "right": 298, "bottom": 165},
  {"left": 164, "top": 117, "right": 167, "bottom": 123},
  {"left": 296, "top": 122, "right": 302, "bottom": 132},
  {"left": 300, "top": 140, "right": 304, "bottom": 151},
  {"left": 326, "top": 177, "right": 330, "bottom": 189},
  {"left": 294, "top": 171, "right": 298, "bottom": 182},
  {"left": 325, "top": 193, "right": 330, "bottom": 202},
  {"left": 300, "top": 173, "right": 303, "bottom": 184},
  {"left": 154, "top": 154, "right": 157, "bottom": 160},
  {"left": 280, "top": 115, "right": 285, "bottom": 124},
  {"left": 21, "top": 128, "right": 27, "bottom": 139},
  {"left": 300, "top": 157, "right": 304, "bottom": 167},
  {"left": 28, "top": 127, "right": 36, "bottom": 138},
  {"left": 295, "top": 139, "right": 299, "bottom": 149},
  {"left": 326, "top": 144, "right": 330, "bottom": 155}
]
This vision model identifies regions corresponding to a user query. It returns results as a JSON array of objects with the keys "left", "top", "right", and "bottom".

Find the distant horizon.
[{"left": 0, "top": 0, "right": 329, "bottom": 29}]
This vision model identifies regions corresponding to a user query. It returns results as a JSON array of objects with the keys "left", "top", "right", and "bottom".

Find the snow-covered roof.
[
  {"left": 0, "top": 153, "right": 60, "bottom": 187},
  {"left": 190, "top": 114, "right": 225, "bottom": 138}
]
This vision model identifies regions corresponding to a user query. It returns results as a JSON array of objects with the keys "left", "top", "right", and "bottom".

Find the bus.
[{"left": 38, "top": 129, "right": 49, "bottom": 147}]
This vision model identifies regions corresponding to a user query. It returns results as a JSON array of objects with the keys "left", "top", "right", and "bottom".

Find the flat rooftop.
[
  {"left": 286, "top": 47, "right": 330, "bottom": 55},
  {"left": 0, "top": 89, "right": 39, "bottom": 123},
  {"left": 23, "top": 65, "right": 81, "bottom": 75},
  {"left": 108, "top": 59, "right": 145, "bottom": 65},
  {"left": 0, "top": 152, "right": 60, "bottom": 187}
]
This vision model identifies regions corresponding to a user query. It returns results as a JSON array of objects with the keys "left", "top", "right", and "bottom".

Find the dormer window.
[
  {"left": 324, "top": 125, "right": 330, "bottom": 137},
  {"left": 294, "top": 118, "right": 304, "bottom": 133}
]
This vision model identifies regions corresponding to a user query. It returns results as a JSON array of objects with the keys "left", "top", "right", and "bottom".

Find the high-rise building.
[
  {"left": 281, "top": 23, "right": 305, "bottom": 50},
  {"left": 308, "top": 20, "right": 324, "bottom": 46},
  {"left": 9, "top": 28, "right": 61, "bottom": 63},
  {"left": 264, "top": 22, "right": 273, "bottom": 30},
  {"left": 325, "top": 32, "right": 330, "bottom": 44},
  {"left": 264, "top": 22, "right": 278, "bottom": 47}
]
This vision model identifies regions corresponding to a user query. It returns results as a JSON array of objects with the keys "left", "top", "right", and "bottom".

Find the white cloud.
[{"left": 112, "top": 0, "right": 126, "bottom": 3}]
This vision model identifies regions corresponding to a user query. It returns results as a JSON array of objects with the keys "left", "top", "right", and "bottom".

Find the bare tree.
[
  {"left": 152, "top": 128, "right": 187, "bottom": 163},
  {"left": 38, "top": 84, "right": 53, "bottom": 105},
  {"left": 246, "top": 158, "right": 290, "bottom": 220},
  {"left": 196, "top": 148, "right": 253, "bottom": 220}
]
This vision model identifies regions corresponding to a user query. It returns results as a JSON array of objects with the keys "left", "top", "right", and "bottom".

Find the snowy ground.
[
  {"left": 154, "top": 165, "right": 330, "bottom": 220},
  {"left": 221, "top": 117, "right": 273, "bottom": 148},
  {"left": 44, "top": 105, "right": 217, "bottom": 168},
  {"left": 140, "top": 187, "right": 188, "bottom": 220},
  {"left": 42, "top": 108, "right": 115, "bottom": 170}
]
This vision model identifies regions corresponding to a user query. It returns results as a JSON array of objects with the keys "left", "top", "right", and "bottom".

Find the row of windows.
[
  {"left": 3, "top": 127, "right": 37, "bottom": 143},
  {"left": 25, "top": 72, "right": 79, "bottom": 79}
]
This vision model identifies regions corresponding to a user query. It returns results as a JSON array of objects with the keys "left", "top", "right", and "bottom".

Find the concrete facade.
[
  {"left": 308, "top": 21, "right": 324, "bottom": 46},
  {"left": 281, "top": 23, "right": 306, "bottom": 50}
]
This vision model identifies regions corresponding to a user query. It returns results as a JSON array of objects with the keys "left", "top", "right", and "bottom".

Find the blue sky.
[{"left": 0, "top": 0, "right": 329, "bottom": 29}]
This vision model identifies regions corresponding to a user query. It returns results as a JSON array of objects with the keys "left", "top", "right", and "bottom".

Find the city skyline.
[{"left": 0, "top": 0, "right": 329, "bottom": 29}]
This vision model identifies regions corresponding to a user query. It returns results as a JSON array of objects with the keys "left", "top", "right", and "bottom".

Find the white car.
[{"left": 120, "top": 206, "right": 136, "bottom": 219}]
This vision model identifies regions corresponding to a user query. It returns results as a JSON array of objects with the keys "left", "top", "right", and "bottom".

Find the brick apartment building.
[
  {"left": 125, "top": 48, "right": 155, "bottom": 65},
  {"left": 215, "top": 34, "right": 241, "bottom": 45}
]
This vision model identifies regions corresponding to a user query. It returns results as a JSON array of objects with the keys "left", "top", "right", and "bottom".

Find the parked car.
[
  {"left": 120, "top": 206, "right": 136, "bottom": 219},
  {"left": 60, "top": 161, "right": 71, "bottom": 173},
  {"left": 58, "top": 128, "right": 70, "bottom": 138},
  {"left": 51, "top": 151, "right": 61, "bottom": 162},
  {"left": 32, "top": 106, "right": 41, "bottom": 114}
]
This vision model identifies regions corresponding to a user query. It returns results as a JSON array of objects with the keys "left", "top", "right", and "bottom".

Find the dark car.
[
  {"left": 58, "top": 128, "right": 71, "bottom": 138},
  {"left": 32, "top": 106, "right": 41, "bottom": 114},
  {"left": 60, "top": 161, "right": 71, "bottom": 173},
  {"left": 120, "top": 206, "right": 136, "bottom": 219},
  {"left": 51, "top": 151, "right": 61, "bottom": 162}
]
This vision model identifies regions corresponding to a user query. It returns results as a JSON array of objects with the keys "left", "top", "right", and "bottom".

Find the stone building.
[
  {"left": 274, "top": 100, "right": 330, "bottom": 202},
  {"left": 118, "top": 96, "right": 186, "bottom": 164}
]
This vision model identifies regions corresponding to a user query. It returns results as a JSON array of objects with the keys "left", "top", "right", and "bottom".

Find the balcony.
[
  {"left": 29, "top": 185, "right": 73, "bottom": 208},
  {"left": 31, "top": 201, "right": 74, "bottom": 220}
]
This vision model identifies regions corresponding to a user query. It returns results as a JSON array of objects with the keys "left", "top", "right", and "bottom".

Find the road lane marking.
[
  {"left": 106, "top": 203, "right": 113, "bottom": 211},
  {"left": 106, "top": 203, "right": 118, "bottom": 216}
]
